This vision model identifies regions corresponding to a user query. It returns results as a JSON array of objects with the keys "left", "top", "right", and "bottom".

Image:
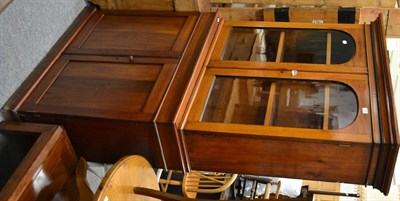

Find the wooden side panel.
[
  {"left": 0, "top": 122, "right": 78, "bottom": 201},
  {"left": 156, "top": 12, "right": 220, "bottom": 123},
  {"left": 18, "top": 131, "right": 77, "bottom": 200},
  {"left": 387, "top": 9, "right": 400, "bottom": 38},
  {"left": 18, "top": 115, "right": 165, "bottom": 168},
  {"left": 156, "top": 12, "right": 220, "bottom": 171},
  {"left": 20, "top": 56, "right": 177, "bottom": 121},
  {"left": 185, "top": 131, "right": 371, "bottom": 184},
  {"left": 67, "top": 12, "right": 198, "bottom": 57}
]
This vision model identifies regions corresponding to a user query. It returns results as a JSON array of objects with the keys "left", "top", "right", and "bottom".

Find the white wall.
[{"left": 0, "top": 0, "right": 87, "bottom": 121}]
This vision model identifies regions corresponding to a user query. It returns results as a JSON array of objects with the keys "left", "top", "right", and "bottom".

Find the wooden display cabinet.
[
  {"left": 182, "top": 16, "right": 399, "bottom": 195},
  {"left": 2, "top": 6, "right": 220, "bottom": 171},
  {"left": 1, "top": 6, "right": 398, "bottom": 195}
]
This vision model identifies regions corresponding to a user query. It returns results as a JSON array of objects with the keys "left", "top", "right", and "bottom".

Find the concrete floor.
[{"left": 0, "top": 0, "right": 86, "bottom": 121}]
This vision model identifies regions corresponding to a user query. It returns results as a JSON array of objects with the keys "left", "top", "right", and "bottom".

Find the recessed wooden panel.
[
  {"left": 21, "top": 56, "right": 177, "bottom": 121},
  {"left": 39, "top": 61, "right": 160, "bottom": 112},
  {"left": 67, "top": 12, "right": 198, "bottom": 57},
  {"left": 83, "top": 16, "right": 184, "bottom": 50}
]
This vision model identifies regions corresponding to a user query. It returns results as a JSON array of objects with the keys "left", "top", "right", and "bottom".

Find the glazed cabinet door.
[
  {"left": 66, "top": 11, "right": 199, "bottom": 57},
  {"left": 211, "top": 21, "right": 367, "bottom": 68},
  {"left": 182, "top": 20, "right": 374, "bottom": 184},
  {"left": 186, "top": 68, "right": 372, "bottom": 140},
  {"left": 184, "top": 68, "right": 373, "bottom": 183},
  {"left": 19, "top": 55, "right": 178, "bottom": 121}
]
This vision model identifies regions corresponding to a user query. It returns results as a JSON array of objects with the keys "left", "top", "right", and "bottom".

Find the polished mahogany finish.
[
  {"left": 0, "top": 122, "right": 77, "bottom": 201},
  {"left": 1, "top": 6, "right": 397, "bottom": 196},
  {"left": 2, "top": 6, "right": 221, "bottom": 171}
]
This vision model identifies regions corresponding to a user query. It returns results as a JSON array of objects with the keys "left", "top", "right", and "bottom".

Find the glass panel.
[
  {"left": 201, "top": 76, "right": 272, "bottom": 125},
  {"left": 271, "top": 80, "right": 326, "bottom": 129},
  {"left": 328, "top": 84, "right": 358, "bottom": 129},
  {"left": 223, "top": 28, "right": 281, "bottom": 62},
  {"left": 201, "top": 76, "right": 358, "bottom": 130},
  {"left": 223, "top": 28, "right": 355, "bottom": 64},
  {"left": 270, "top": 80, "right": 358, "bottom": 129},
  {"left": 331, "top": 31, "right": 356, "bottom": 64},
  {"left": 283, "top": 30, "right": 327, "bottom": 64}
]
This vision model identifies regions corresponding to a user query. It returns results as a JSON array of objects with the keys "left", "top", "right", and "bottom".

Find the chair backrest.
[
  {"left": 159, "top": 170, "right": 183, "bottom": 192},
  {"left": 182, "top": 171, "right": 238, "bottom": 198}
]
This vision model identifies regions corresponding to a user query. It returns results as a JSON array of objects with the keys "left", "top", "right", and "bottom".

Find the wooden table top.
[{"left": 93, "top": 155, "right": 160, "bottom": 201}]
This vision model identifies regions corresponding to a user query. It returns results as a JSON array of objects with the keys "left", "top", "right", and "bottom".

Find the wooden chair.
[
  {"left": 79, "top": 155, "right": 342, "bottom": 201},
  {"left": 182, "top": 171, "right": 238, "bottom": 199},
  {"left": 240, "top": 175, "right": 282, "bottom": 199},
  {"left": 159, "top": 170, "right": 183, "bottom": 192}
]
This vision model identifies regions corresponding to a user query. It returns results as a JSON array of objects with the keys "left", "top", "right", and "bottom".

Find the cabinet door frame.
[{"left": 185, "top": 67, "right": 372, "bottom": 143}]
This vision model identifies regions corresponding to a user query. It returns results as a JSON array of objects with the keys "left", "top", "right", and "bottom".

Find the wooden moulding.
[
  {"left": 0, "top": 121, "right": 77, "bottom": 200},
  {"left": 369, "top": 14, "right": 400, "bottom": 195},
  {"left": 0, "top": 6, "right": 97, "bottom": 121},
  {"left": 155, "top": 11, "right": 222, "bottom": 172},
  {"left": 155, "top": 12, "right": 222, "bottom": 123}
]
